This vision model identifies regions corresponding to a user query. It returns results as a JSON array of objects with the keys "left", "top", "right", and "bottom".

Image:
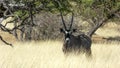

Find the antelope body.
[{"left": 60, "top": 12, "right": 92, "bottom": 56}]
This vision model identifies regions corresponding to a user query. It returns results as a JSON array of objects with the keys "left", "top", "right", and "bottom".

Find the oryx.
[{"left": 60, "top": 12, "right": 92, "bottom": 57}]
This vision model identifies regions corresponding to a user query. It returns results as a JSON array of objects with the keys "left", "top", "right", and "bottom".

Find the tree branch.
[
  {"left": 0, "top": 35, "right": 13, "bottom": 47},
  {"left": 87, "top": 8, "right": 120, "bottom": 37}
]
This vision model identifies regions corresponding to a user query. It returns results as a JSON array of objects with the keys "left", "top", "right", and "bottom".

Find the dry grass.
[
  {"left": 95, "top": 28, "right": 120, "bottom": 37},
  {"left": 0, "top": 20, "right": 120, "bottom": 68},
  {"left": 95, "top": 22, "right": 120, "bottom": 38},
  {"left": 0, "top": 41, "right": 120, "bottom": 68}
]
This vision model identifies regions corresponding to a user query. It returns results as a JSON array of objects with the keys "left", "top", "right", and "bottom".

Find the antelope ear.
[
  {"left": 60, "top": 28, "right": 64, "bottom": 33},
  {"left": 73, "top": 29, "right": 77, "bottom": 32}
]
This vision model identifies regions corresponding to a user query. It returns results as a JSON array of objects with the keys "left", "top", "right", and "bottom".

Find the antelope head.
[{"left": 60, "top": 12, "right": 76, "bottom": 42}]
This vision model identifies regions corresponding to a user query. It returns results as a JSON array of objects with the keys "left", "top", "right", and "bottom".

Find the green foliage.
[
  {"left": 71, "top": 0, "right": 120, "bottom": 20},
  {"left": 14, "top": 10, "right": 28, "bottom": 19},
  {"left": 3, "top": 0, "right": 120, "bottom": 19},
  {"left": 1, "top": 0, "right": 119, "bottom": 40}
]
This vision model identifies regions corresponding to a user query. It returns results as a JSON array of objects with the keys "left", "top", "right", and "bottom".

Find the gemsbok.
[{"left": 60, "top": 12, "right": 92, "bottom": 57}]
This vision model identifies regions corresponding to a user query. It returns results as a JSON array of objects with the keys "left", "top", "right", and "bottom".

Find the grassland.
[
  {"left": 0, "top": 41, "right": 120, "bottom": 68},
  {"left": 0, "top": 22, "right": 120, "bottom": 68}
]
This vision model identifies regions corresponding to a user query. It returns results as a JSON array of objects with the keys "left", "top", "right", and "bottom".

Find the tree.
[
  {"left": 71, "top": 0, "right": 120, "bottom": 37},
  {"left": 0, "top": 0, "right": 42, "bottom": 46},
  {"left": 0, "top": 0, "right": 120, "bottom": 46},
  {"left": 0, "top": 0, "right": 72, "bottom": 41}
]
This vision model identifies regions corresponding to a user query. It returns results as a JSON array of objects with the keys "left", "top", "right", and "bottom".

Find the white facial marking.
[
  {"left": 65, "top": 38, "right": 70, "bottom": 41},
  {"left": 65, "top": 31, "right": 69, "bottom": 34}
]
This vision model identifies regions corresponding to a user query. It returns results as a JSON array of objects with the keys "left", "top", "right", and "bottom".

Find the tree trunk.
[
  {"left": 87, "top": 8, "right": 120, "bottom": 38},
  {"left": 87, "top": 18, "right": 106, "bottom": 37},
  {"left": 24, "top": 25, "right": 32, "bottom": 41}
]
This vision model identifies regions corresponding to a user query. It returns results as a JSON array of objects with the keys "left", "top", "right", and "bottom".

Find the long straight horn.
[
  {"left": 69, "top": 12, "right": 74, "bottom": 30},
  {"left": 60, "top": 11, "right": 67, "bottom": 30}
]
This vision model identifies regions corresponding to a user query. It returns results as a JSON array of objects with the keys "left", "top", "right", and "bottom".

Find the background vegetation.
[{"left": 0, "top": 0, "right": 120, "bottom": 45}]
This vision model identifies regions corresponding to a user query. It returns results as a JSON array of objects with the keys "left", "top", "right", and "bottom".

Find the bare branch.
[
  {"left": 0, "top": 35, "right": 13, "bottom": 47},
  {"left": 87, "top": 8, "right": 120, "bottom": 37},
  {"left": 2, "top": 1, "right": 14, "bottom": 17},
  {"left": 114, "top": 12, "right": 120, "bottom": 18}
]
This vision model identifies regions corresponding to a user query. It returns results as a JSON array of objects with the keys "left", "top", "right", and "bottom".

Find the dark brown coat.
[{"left": 62, "top": 34, "right": 92, "bottom": 56}]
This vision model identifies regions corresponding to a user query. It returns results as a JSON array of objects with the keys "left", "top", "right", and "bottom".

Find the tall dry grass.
[
  {"left": 0, "top": 40, "right": 120, "bottom": 68},
  {"left": 0, "top": 20, "right": 120, "bottom": 68}
]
